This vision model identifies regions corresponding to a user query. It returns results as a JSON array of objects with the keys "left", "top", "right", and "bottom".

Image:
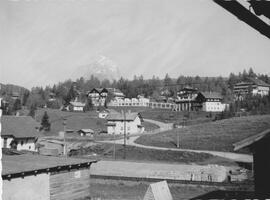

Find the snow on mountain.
[{"left": 75, "top": 55, "right": 121, "bottom": 82}]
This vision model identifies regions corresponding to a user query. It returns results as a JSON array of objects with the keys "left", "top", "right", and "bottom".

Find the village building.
[
  {"left": 175, "top": 87, "right": 199, "bottom": 111},
  {"left": 78, "top": 129, "right": 95, "bottom": 137},
  {"left": 106, "top": 111, "right": 144, "bottom": 135},
  {"left": 11, "top": 91, "right": 20, "bottom": 100},
  {"left": 68, "top": 101, "right": 86, "bottom": 112},
  {"left": 88, "top": 88, "right": 125, "bottom": 107},
  {"left": 2, "top": 154, "right": 97, "bottom": 200},
  {"left": 1, "top": 116, "right": 40, "bottom": 151},
  {"left": 233, "top": 77, "right": 270, "bottom": 100},
  {"left": 234, "top": 129, "right": 270, "bottom": 197},
  {"left": 98, "top": 109, "right": 110, "bottom": 118},
  {"left": 196, "top": 92, "right": 227, "bottom": 112}
]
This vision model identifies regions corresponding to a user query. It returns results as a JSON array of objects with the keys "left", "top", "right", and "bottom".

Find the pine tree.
[
  {"left": 41, "top": 111, "right": 51, "bottom": 131},
  {"left": 28, "top": 104, "right": 37, "bottom": 119}
]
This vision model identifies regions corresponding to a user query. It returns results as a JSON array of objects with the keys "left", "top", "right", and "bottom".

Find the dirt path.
[{"left": 101, "top": 119, "right": 253, "bottom": 163}]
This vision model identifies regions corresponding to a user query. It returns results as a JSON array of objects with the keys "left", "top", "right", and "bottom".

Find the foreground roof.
[
  {"left": 1, "top": 116, "right": 40, "bottom": 138},
  {"left": 234, "top": 129, "right": 270, "bottom": 151},
  {"left": 2, "top": 154, "right": 97, "bottom": 178}
]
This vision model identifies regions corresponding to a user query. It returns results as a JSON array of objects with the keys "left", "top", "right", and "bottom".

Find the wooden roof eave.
[
  {"left": 2, "top": 161, "right": 98, "bottom": 180},
  {"left": 233, "top": 129, "right": 270, "bottom": 151}
]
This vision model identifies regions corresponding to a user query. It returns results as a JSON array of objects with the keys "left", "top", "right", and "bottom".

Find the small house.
[
  {"left": 106, "top": 111, "right": 144, "bottom": 135},
  {"left": 1, "top": 116, "right": 40, "bottom": 152},
  {"left": 69, "top": 101, "right": 85, "bottom": 112},
  {"left": 196, "top": 92, "right": 227, "bottom": 112},
  {"left": 2, "top": 154, "right": 97, "bottom": 200},
  {"left": 98, "top": 110, "right": 109, "bottom": 118},
  {"left": 78, "top": 129, "right": 95, "bottom": 137}
]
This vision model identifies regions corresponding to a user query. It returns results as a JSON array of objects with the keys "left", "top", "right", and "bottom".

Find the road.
[
  {"left": 90, "top": 160, "right": 237, "bottom": 182},
  {"left": 101, "top": 119, "right": 253, "bottom": 163}
]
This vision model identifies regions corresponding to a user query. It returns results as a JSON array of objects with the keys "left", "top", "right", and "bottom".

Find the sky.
[{"left": 0, "top": 0, "right": 270, "bottom": 89}]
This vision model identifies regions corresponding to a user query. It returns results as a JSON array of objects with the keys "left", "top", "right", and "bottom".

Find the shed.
[
  {"left": 234, "top": 129, "right": 270, "bottom": 197},
  {"left": 78, "top": 129, "right": 95, "bottom": 137},
  {"left": 2, "top": 154, "right": 97, "bottom": 200}
]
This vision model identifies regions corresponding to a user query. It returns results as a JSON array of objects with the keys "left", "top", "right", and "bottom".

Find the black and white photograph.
[{"left": 1, "top": 0, "right": 270, "bottom": 199}]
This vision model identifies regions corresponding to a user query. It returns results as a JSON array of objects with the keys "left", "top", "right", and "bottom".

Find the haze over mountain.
[
  {"left": 73, "top": 55, "right": 121, "bottom": 82},
  {"left": 1, "top": 0, "right": 269, "bottom": 89}
]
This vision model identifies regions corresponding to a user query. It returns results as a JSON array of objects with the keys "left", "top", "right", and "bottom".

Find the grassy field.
[
  {"left": 135, "top": 115, "right": 270, "bottom": 152},
  {"left": 89, "top": 179, "right": 254, "bottom": 200},
  {"left": 70, "top": 143, "right": 238, "bottom": 166},
  {"left": 89, "top": 179, "right": 222, "bottom": 200},
  {"left": 109, "top": 106, "right": 211, "bottom": 124},
  {"left": 35, "top": 108, "right": 159, "bottom": 136}
]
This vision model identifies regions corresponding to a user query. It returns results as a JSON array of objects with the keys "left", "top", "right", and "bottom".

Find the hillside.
[{"left": 135, "top": 115, "right": 270, "bottom": 152}]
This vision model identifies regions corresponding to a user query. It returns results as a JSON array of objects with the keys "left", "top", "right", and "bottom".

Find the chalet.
[
  {"left": 234, "top": 129, "right": 270, "bottom": 198},
  {"left": 106, "top": 111, "right": 144, "bottom": 135},
  {"left": 2, "top": 154, "right": 97, "bottom": 200},
  {"left": 69, "top": 101, "right": 85, "bottom": 112},
  {"left": 1, "top": 116, "right": 40, "bottom": 151},
  {"left": 196, "top": 92, "right": 227, "bottom": 112},
  {"left": 87, "top": 88, "right": 125, "bottom": 107},
  {"left": 98, "top": 109, "right": 110, "bottom": 118},
  {"left": 11, "top": 92, "right": 20, "bottom": 100},
  {"left": 175, "top": 87, "right": 199, "bottom": 111},
  {"left": 233, "top": 77, "right": 270, "bottom": 100},
  {"left": 78, "top": 129, "right": 94, "bottom": 137}
]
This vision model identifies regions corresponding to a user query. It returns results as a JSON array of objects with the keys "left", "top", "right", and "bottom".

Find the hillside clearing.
[{"left": 135, "top": 115, "right": 270, "bottom": 152}]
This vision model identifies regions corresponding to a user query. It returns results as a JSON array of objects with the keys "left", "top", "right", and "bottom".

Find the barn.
[
  {"left": 2, "top": 154, "right": 97, "bottom": 200},
  {"left": 234, "top": 129, "right": 270, "bottom": 198}
]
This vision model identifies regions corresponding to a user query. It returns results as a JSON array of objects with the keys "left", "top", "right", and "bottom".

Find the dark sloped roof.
[
  {"left": 1, "top": 116, "right": 40, "bottom": 138},
  {"left": 248, "top": 77, "right": 270, "bottom": 87},
  {"left": 235, "top": 78, "right": 270, "bottom": 87},
  {"left": 233, "top": 129, "right": 270, "bottom": 151},
  {"left": 200, "top": 92, "right": 222, "bottom": 99},
  {"left": 2, "top": 154, "right": 97, "bottom": 177},
  {"left": 107, "top": 112, "right": 143, "bottom": 121}
]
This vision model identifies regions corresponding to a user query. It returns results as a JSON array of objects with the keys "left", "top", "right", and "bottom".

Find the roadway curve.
[{"left": 102, "top": 119, "right": 253, "bottom": 163}]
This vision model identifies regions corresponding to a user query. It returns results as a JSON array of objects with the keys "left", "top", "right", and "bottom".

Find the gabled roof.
[
  {"left": 107, "top": 112, "right": 143, "bottom": 122},
  {"left": 2, "top": 154, "right": 97, "bottom": 178},
  {"left": 70, "top": 101, "right": 85, "bottom": 107},
  {"left": 79, "top": 129, "right": 94, "bottom": 133},
  {"left": 200, "top": 92, "right": 222, "bottom": 99},
  {"left": 1, "top": 116, "right": 40, "bottom": 138},
  {"left": 248, "top": 77, "right": 270, "bottom": 87},
  {"left": 234, "top": 78, "right": 270, "bottom": 87},
  {"left": 233, "top": 129, "right": 270, "bottom": 151}
]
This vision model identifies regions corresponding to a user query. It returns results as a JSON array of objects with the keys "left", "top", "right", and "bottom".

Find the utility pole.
[
  {"left": 63, "top": 118, "right": 67, "bottom": 158},
  {"left": 113, "top": 126, "right": 116, "bottom": 160},
  {"left": 123, "top": 109, "right": 126, "bottom": 159}
]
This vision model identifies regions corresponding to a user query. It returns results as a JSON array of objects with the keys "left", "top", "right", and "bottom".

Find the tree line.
[{"left": 1, "top": 68, "right": 270, "bottom": 118}]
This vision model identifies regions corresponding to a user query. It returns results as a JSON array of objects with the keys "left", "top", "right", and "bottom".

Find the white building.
[
  {"left": 1, "top": 116, "right": 40, "bottom": 151},
  {"left": 106, "top": 112, "right": 144, "bottom": 135},
  {"left": 69, "top": 101, "right": 85, "bottom": 112},
  {"left": 196, "top": 92, "right": 227, "bottom": 112},
  {"left": 233, "top": 78, "right": 270, "bottom": 100}
]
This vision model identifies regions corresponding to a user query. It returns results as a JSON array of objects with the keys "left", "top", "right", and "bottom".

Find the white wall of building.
[
  {"left": 252, "top": 86, "right": 269, "bottom": 96},
  {"left": 73, "top": 106, "right": 84, "bottom": 112},
  {"left": 202, "top": 101, "right": 227, "bottom": 112},
  {"left": 107, "top": 116, "right": 144, "bottom": 135},
  {"left": 1, "top": 137, "right": 13, "bottom": 148},
  {"left": 16, "top": 138, "right": 37, "bottom": 152}
]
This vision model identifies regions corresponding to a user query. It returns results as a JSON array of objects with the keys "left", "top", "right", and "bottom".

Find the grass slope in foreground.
[{"left": 135, "top": 115, "right": 270, "bottom": 152}]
